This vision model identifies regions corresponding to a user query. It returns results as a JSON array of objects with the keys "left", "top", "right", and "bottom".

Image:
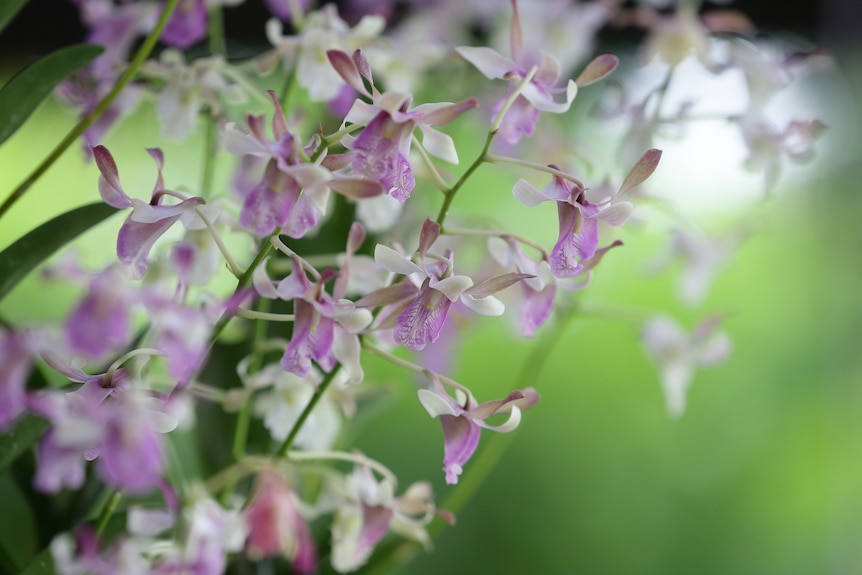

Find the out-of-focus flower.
[
  {"left": 641, "top": 315, "right": 732, "bottom": 417},
  {"left": 0, "top": 327, "right": 34, "bottom": 430},
  {"left": 244, "top": 472, "right": 317, "bottom": 573}
]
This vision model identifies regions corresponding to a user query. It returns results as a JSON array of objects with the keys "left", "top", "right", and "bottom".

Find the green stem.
[
  {"left": 275, "top": 365, "right": 342, "bottom": 458},
  {"left": 94, "top": 491, "right": 122, "bottom": 539},
  {"left": 435, "top": 131, "right": 494, "bottom": 226},
  {"left": 0, "top": 0, "right": 181, "bottom": 221},
  {"left": 200, "top": 114, "right": 219, "bottom": 198},
  {"left": 207, "top": 3, "right": 226, "bottom": 57}
]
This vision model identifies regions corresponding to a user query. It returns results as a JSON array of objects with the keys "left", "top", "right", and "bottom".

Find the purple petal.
[
  {"left": 394, "top": 285, "right": 452, "bottom": 351},
  {"left": 352, "top": 113, "right": 415, "bottom": 202},
  {"left": 93, "top": 145, "right": 131, "bottom": 208},
  {"left": 0, "top": 329, "right": 32, "bottom": 430},
  {"left": 161, "top": 0, "right": 207, "bottom": 49},
  {"left": 439, "top": 415, "right": 481, "bottom": 484},
  {"left": 240, "top": 163, "right": 296, "bottom": 237}
]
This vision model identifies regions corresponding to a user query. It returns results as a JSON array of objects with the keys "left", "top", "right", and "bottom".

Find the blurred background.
[{"left": 1, "top": 1, "right": 862, "bottom": 574}]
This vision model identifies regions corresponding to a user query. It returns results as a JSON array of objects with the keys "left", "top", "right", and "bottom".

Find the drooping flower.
[
  {"left": 513, "top": 150, "right": 661, "bottom": 277},
  {"left": 94, "top": 145, "right": 206, "bottom": 279},
  {"left": 418, "top": 375, "right": 539, "bottom": 484},
  {"left": 244, "top": 472, "right": 317, "bottom": 573},
  {"left": 641, "top": 315, "right": 732, "bottom": 417},
  {"left": 329, "top": 465, "right": 437, "bottom": 572}
]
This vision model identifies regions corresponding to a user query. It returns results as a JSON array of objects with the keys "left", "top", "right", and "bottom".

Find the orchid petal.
[
  {"left": 460, "top": 294, "right": 504, "bottom": 316},
  {"left": 418, "top": 389, "right": 460, "bottom": 418},
  {"left": 597, "top": 202, "right": 633, "bottom": 226},
  {"left": 374, "top": 244, "right": 423, "bottom": 275},
  {"left": 419, "top": 126, "right": 459, "bottom": 164},
  {"left": 430, "top": 275, "right": 473, "bottom": 301},
  {"left": 521, "top": 79, "right": 578, "bottom": 114},
  {"left": 455, "top": 46, "right": 516, "bottom": 79}
]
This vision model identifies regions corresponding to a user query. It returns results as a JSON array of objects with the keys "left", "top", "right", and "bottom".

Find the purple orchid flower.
[
  {"left": 94, "top": 145, "right": 206, "bottom": 279},
  {"left": 455, "top": 1, "right": 619, "bottom": 145},
  {"left": 161, "top": 0, "right": 207, "bottom": 49},
  {"left": 254, "top": 256, "right": 372, "bottom": 383},
  {"left": 360, "top": 220, "right": 529, "bottom": 351},
  {"left": 513, "top": 149, "right": 661, "bottom": 277},
  {"left": 0, "top": 328, "right": 34, "bottom": 430},
  {"left": 64, "top": 264, "right": 137, "bottom": 362},
  {"left": 418, "top": 376, "right": 539, "bottom": 484},
  {"left": 225, "top": 91, "right": 383, "bottom": 237},
  {"left": 327, "top": 49, "right": 477, "bottom": 202},
  {"left": 244, "top": 472, "right": 317, "bottom": 573}
]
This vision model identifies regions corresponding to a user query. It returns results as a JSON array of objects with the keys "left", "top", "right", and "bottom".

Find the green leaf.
[
  {"left": 18, "top": 548, "right": 53, "bottom": 575},
  {"left": 0, "top": 472, "right": 38, "bottom": 572},
  {"left": 0, "top": 0, "right": 31, "bottom": 35},
  {"left": 0, "top": 44, "right": 103, "bottom": 146},
  {"left": 0, "top": 415, "right": 48, "bottom": 476},
  {"left": 0, "top": 202, "right": 117, "bottom": 303}
]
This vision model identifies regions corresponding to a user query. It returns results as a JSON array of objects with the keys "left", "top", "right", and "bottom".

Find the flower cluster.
[{"left": 0, "top": 0, "right": 827, "bottom": 573}]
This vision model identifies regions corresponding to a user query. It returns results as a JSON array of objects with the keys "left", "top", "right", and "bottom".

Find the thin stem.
[
  {"left": 276, "top": 366, "right": 342, "bottom": 457},
  {"left": 490, "top": 65, "right": 538, "bottom": 133},
  {"left": 286, "top": 450, "right": 398, "bottom": 488},
  {"left": 207, "top": 4, "right": 226, "bottom": 57},
  {"left": 94, "top": 491, "right": 122, "bottom": 539},
  {"left": 280, "top": 67, "right": 296, "bottom": 111},
  {"left": 411, "top": 134, "right": 451, "bottom": 192},
  {"left": 270, "top": 236, "right": 322, "bottom": 280},
  {"left": 200, "top": 114, "right": 219, "bottom": 198},
  {"left": 208, "top": 237, "right": 275, "bottom": 346},
  {"left": 104, "top": 348, "right": 164, "bottom": 385},
  {"left": 432, "top": 68, "right": 541, "bottom": 226},
  {"left": 435, "top": 131, "right": 494, "bottom": 226},
  {"left": 0, "top": 0, "right": 182, "bottom": 221},
  {"left": 236, "top": 309, "right": 295, "bottom": 322},
  {"left": 361, "top": 340, "right": 470, "bottom": 396},
  {"left": 441, "top": 226, "right": 549, "bottom": 259},
  {"left": 485, "top": 154, "right": 585, "bottom": 189},
  {"left": 194, "top": 207, "right": 243, "bottom": 277}
]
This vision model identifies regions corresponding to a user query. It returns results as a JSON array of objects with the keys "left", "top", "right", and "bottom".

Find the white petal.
[
  {"left": 597, "top": 202, "right": 633, "bottom": 226},
  {"left": 419, "top": 126, "right": 459, "bottom": 164},
  {"left": 222, "top": 123, "right": 269, "bottom": 157},
  {"left": 430, "top": 274, "right": 473, "bottom": 301},
  {"left": 521, "top": 79, "right": 577, "bottom": 113},
  {"left": 418, "top": 389, "right": 459, "bottom": 418},
  {"left": 455, "top": 46, "right": 516, "bottom": 79},
  {"left": 476, "top": 405, "right": 521, "bottom": 432},
  {"left": 374, "top": 244, "right": 423, "bottom": 275},
  {"left": 512, "top": 178, "right": 551, "bottom": 207},
  {"left": 461, "top": 294, "right": 505, "bottom": 316}
]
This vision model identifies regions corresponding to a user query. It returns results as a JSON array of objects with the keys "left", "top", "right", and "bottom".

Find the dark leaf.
[
  {"left": 0, "top": 44, "right": 103, "bottom": 146},
  {"left": 0, "top": 0, "right": 31, "bottom": 35},
  {"left": 0, "top": 202, "right": 117, "bottom": 303}
]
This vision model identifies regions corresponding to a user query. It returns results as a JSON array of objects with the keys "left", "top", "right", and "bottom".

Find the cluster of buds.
[{"left": 0, "top": 0, "right": 828, "bottom": 573}]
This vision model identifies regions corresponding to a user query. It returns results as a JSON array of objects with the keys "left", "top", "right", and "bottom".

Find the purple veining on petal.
[
  {"left": 352, "top": 112, "right": 415, "bottom": 202},
  {"left": 394, "top": 283, "right": 452, "bottom": 351},
  {"left": 440, "top": 414, "right": 481, "bottom": 485}
]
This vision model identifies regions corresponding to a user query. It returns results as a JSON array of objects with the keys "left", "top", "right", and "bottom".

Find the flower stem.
[
  {"left": 485, "top": 154, "right": 585, "bottom": 189},
  {"left": 435, "top": 131, "right": 494, "bottom": 226},
  {"left": 207, "top": 3, "right": 227, "bottom": 57},
  {"left": 95, "top": 490, "right": 122, "bottom": 539},
  {"left": 275, "top": 365, "right": 342, "bottom": 458},
  {"left": 0, "top": 0, "right": 182, "bottom": 221}
]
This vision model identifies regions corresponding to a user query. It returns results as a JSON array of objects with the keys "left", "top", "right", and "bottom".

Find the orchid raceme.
[{"left": 0, "top": 0, "right": 827, "bottom": 573}]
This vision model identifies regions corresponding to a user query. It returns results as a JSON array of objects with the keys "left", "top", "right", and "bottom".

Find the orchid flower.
[
  {"left": 418, "top": 374, "right": 539, "bottom": 484},
  {"left": 456, "top": 1, "right": 616, "bottom": 144},
  {"left": 326, "top": 49, "right": 477, "bottom": 202},
  {"left": 513, "top": 149, "right": 661, "bottom": 277},
  {"left": 358, "top": 220, "right": 530, "bottom": 350},
  {"left": 224, "top": 91, "right": 383, "bottom": 237},
  {"left": 642, "top": 315, "right": 732, "bottom": 417},
  {"left": 94, "top": 145, "right": 206, "bottom": 279}
]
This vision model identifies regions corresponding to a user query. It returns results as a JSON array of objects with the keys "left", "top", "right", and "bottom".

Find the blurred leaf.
[
  {"left": 0, "top": 44, "right": 103, "bottom": 146},
  {"left": 0, "top": 415, "right": 48, "bottom": 476},
  {"left": 0, "top": 0, "right": 30, "bottom": 34},
  {"left": 0, "top": 202, "right": 117, "bottom": 303},
  {"left": 18, "top": 548, "right": 53, "bottom": 575},
  {"left": 0, "top": 473, "right": 38, "bottom": 572}
]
